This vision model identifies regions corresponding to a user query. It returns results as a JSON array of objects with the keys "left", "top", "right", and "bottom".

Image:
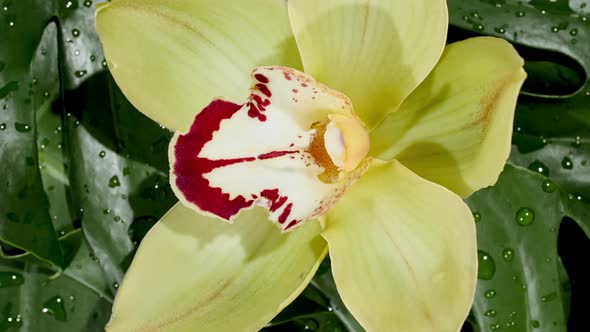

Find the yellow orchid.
[{"left": 96, "top": 0, "right": 526, "bottom": 331}]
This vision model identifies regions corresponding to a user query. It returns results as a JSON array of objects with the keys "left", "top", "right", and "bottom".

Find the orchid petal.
[
  {"left": 96, "top": 0, "right": 301, "bottom": 132},
  {"left": 370, "top": 37, "right": 526, "bottom": 197},
  {"left": 106, "top": 203, "right": 327, "bottom": 332},
  {"left": 170, "top": 67, "right": 369, "bottom": 231},
  {"left": 322, "top": 160, "right": 477, "bottom": 332},
  {"left": 287, "top": 0, "right": 448, "bottom": 128}
]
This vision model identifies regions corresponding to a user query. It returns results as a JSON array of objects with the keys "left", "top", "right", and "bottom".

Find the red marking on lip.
[
  {"left": 261, "top": 189, "right": 288, "bottom": 213},
  {"left": 278, "top": 203, "right": 293, "bottom": 224},
  {"left": 301, "top": 83, "right": 308, "bottom": 87},
  {"left": 174, "top": 99, "right": 304, "bottom": 223},
  {"left": 258, "top": 150, "right": 298, "bottom": 160},
  {"left": 292, "top": 89, "right": 298, "bottom": 93},
  {"left": 173, "top": 100, "right": 256, "bottom": 220},
  {"left": 254, "top": 73, "right": 269, "bottom": 83},
  {"left": 256, "top": 83, "right": 272, "bottom": 97},
  {"left": 285, "top": 220, "right": 298, "bottom": 230}
]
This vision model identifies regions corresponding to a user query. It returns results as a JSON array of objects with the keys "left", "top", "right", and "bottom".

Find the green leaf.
[
  {"left": 447, "top": 0, "right": 590, "bottom": 202},
  {"left": 0, "top": 231, "right": 112, "bottom": 332},
  {"left": 465, "top": 164, "right": 587, "bottom": 332}
]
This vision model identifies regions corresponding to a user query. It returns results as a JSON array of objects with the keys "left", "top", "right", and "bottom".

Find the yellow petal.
[
  {"left": 370, "top": 37, "right": 526, "bottom": 197},
  {"left": 96, "top": 0, "right": 301, "bottom": 132},
  {"left": 107, "top": 203, "right": 327, "bottom": 332},
  {"left": 287, "top": 0, "right": 448, "bottom": 128},
  {"left": 322, "top": 160, "right": 477, "bottom": 332}
]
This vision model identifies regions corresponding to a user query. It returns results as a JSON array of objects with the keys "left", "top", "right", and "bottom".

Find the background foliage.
[{"left": 1, "top": 0, "right": 589, "bottom": 331}]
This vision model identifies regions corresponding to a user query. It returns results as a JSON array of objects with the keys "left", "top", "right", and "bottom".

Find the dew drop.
[
  {"left": 0, "top": 123, "right": 6, "bottom": 130},
  {"left": 108, "top": 175, "right": 120, "bottom": 188},
  {"left": 516, "top": 10, "right": 526, "bottom": 17},
  {"left": 490, "top": 324, "right": 500, "bottom": 330},
  {"left": 72, "top": 29, "right": 80, "bottom": 37},
  {"left": 98, "top": 150, "right": 106, "bottom": 158},
  {"left": 502, "top": 248, "right": 514, "bottom": 262},
  {"left": 541, "top": 179, "right": 557, "bottom": 193},
  {"left": 473, "top": 212, "right": 481, "bottom": 222},
  {"left": 561, "top": 157, "right": 573, "bottom": 169},
  {"left": 478, "top": 250, "right": 496, "bottom": 280},
  {"left": 531, "top": 320, "right": 540, "bottom": 328},
  {"left": 528, "top": 160, "right": 550, "bottom": 176},
  {"left": 303, "top": 319, "right": 319, "bottom": 331},
  {"left": 570, "top": 28, "right": 578, "bottom": 36},
  {"left": 74, "top": 70, "right": 87, "bottom": 78},
  {"left": 14, "top": 123, "right": 31, "bottom": 133},
  {"left": 484, "top": 309, "right": 497, "bottom": 317},
  {"left": 515, "top": 207, "right": 535, "bottom": 226},
  {"left": 83, "top": 0, "right": 93, "bottom": 7},
  {"left": 112, "top": 282, "right": 119, "bottom": 289},
  {"left": 485, "top": 289, "right": 497, "bottom": 299},
  {"left": 41, "top": 296, "right": 67, "bottom": 321},
  {"left": 0, "top": 272, "right": 24, "bottom": 288},
  {"left": 541, "top": 292, "right": 557, "bottom": 302}
]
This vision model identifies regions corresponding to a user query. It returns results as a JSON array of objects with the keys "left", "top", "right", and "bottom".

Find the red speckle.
[
  {"left": 289, "top": 143, "right": 294, "bottom": 147},
  {"left": 301, "top": 83, "right": 308, "bottom": 87},
  {"left": 285, "top": 219, "right": 299, "bottom": 230},
  {"left": 254, "top": 74, "right": 269, "bottom": 83},
  {"left": 173, "top": 100, "right": 255, "bottom": 220},
  {"left": 247, "top": 103, "right": 267, "bottom": 122},
  {"left": 283, "top": 72, "right": 292, "bottom": 80},
  {"left": 258, "top": 150, "right": 298, "bottom": 160},
  {"left": 256, "top": 83, "right": 272, "bottom": 97},
  {"left": 261, "top": 189, "right": 289, "bottom": 212},
  {"left": 278, "top": 203, "right": 293, "bottom": 224},
  {"left": 292, "top": 89, "right": 299, "bottom": 93}
]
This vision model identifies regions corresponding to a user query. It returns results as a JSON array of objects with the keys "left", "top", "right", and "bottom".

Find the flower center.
[
  {"left": 169, "top": 66, "right": 370, "bottom": 231},
  {"left": 309, "top": 114, "right": 370, "bottom": 183}
]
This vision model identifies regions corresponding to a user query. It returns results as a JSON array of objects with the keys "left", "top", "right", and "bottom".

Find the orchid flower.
[{"left": 96, "top": 0, "right": 526, "bottom": 331}]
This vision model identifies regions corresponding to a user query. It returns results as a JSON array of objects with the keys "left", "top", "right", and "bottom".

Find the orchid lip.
[{"left": 169, "top": 66, "right": 370, "bottom": 231}]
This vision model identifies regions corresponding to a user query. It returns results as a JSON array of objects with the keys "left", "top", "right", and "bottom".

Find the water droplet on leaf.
[
  {"left": 485, "top": 289, "right": 497, "bottom": 299},
  {"left": 516, "top": 207, "right": 535, "bottom": 226},
  {"left": 478, "top": 250, "right": 496, "bottom": 280},
  {"left": 41, "top": 296, "right": 67, "bottom": 321},
  {"left": 0, "top": 272, "right": 24, "bottom": 288},
  {"left": 541, "top": 179, "right": 556, "bottom": 193},
  {"left": 108, "top": 176, "right": 120, "bottom": 188},
  {"left": 502, "top": 248, "right": 514, "bottom": 262}
]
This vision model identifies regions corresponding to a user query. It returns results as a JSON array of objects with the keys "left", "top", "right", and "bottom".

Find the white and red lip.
[{"left": 169, "top": 67, "right": 370, "bottom": 231}]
